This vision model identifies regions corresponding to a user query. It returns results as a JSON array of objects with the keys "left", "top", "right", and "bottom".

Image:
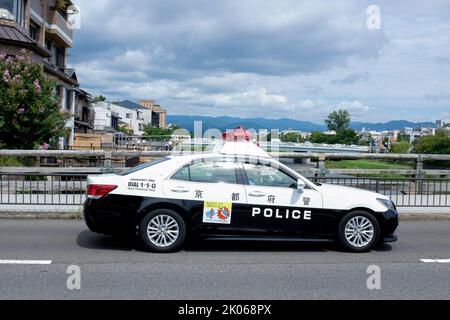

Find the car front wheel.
[
  {"left": 338, "top": 211, "right": 380, "bottom": 253},
  {"left": 139, "top": 209, "right": 187, "bottom": 253}
]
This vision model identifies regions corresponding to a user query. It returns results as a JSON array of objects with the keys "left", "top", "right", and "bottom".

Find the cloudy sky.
[{"left": 70, "top": 0, "right": 450, "bottom": 123}]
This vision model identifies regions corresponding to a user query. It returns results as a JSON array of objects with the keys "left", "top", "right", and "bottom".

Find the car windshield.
[{"left": 118, "top": 157, "right": 170, "bottom": 176}]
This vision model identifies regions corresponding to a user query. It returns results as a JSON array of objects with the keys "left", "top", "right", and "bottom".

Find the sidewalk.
[
  {"left": 0, "top": 205, "right": 82, "bottom": 219},
  {"left": 0, "top": 205, "right": 450, "bottom": 220},
  {"left": 397, "top": 207, "right": 450, "bottom": 221}
]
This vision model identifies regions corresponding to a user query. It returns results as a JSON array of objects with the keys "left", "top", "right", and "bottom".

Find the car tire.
[
  {"left": 139, "top": 209, "right": 187, "bottom": 253},
  {"left": 338, "top": 211, "right": 380, "bottom": 253}
]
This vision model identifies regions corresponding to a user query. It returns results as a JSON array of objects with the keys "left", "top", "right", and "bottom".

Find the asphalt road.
[{"left": 0, "top": 220, "right": 449, "bottom": 300}]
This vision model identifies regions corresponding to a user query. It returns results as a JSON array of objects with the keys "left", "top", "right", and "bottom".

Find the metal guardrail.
[
  {"left": 315, "top": 177, "right": 450, "bottom": 208},
  {"left": 0, "top": 173, "right": 449, "bottom": 207},
  {"left": 1, "top": 150, "right": 450, "bottom": 176},
  {"left": 1, "top": 150, "right": 449, "bottom": 207},
  {"left": 1, "top": 150, "right": 450, "bottom": 160},
  {"left": 0, "top": 173, "right": 87, "bottom": 206}
]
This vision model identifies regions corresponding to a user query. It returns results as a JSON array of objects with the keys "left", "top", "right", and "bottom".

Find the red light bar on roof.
[{"left": 222, "top": 126, "right": 253, "bottom": 142}]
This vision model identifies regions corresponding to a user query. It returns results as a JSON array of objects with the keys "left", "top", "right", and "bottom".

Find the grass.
[
  {"left": 0, "top": 156, "right": 23, "bottom": 167},
  {"left": 324, "top": 159, "right": 415, "bottom": 179},
  {"left": 325, "top": 159, "right": 414, "bottom": 170}
]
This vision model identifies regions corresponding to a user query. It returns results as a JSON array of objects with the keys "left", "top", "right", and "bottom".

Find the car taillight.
[{"left": 86, "top": 185, "right": 118, "bottom": 200}]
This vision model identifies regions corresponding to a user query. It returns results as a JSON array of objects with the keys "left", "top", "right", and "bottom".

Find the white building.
[{"left": 92, "top": 102, "right": 153, "bottom": 136}]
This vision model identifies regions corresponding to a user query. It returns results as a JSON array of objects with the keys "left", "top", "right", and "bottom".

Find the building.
[
  {"left": 436, "top": 118, "right": 449, "bottom": 129},
  {"left": 92, "top": 102, "right": 120, "bottom": 133},
  {"left": 138, "top": 99, "right": 167, "bottom": 129},
  {"left": 74, "top": 89, "right": 94, "bottom": 134},
  {"left": 115, "top": 100, "right": 154, "bottom": 135},
  {"left": 401, "top": 127, "right": 435, "bottom": 143},
  {"left": 93, "top": 101, "right": 154, "bottom": 136},
  {"left": 0, "top": 0, "right": 79, "bottom": 149}
]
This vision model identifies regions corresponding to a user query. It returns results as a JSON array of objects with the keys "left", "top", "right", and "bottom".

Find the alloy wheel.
[
  {"left": 147, "top": 215, "right": 180, "bottom": 248},
  {"left": 344, "top": 216, "right": 375, "bottom": 248}
]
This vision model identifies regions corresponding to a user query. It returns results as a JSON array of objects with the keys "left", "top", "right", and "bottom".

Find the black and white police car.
[{"left": 84, "top": 140, "right": 398, "bottom": 253}]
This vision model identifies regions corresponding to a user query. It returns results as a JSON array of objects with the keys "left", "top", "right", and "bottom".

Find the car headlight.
[{"left": 377, "top": 198, "right": 396, "bottom": 211}]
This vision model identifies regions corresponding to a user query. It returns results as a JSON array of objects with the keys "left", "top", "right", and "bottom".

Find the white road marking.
[
  {"left": 420, "top": 259, "right": 450, "bottom": 264},
  {"left": 435, "top": 259, "right": 450, "bottom": 264},
  {"left": 0, "top": 260, "right": 52, "bottom": 265},
  {"left": 421, "top": 259, "right": 437, "bottom": 263}
]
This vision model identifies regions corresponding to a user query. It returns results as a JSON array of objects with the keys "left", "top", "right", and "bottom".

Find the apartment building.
[
  {"left": 92, "top": 101, "right": 153, "bottom": 136},
  {"left": 0, "top": 0, "right": 80, "bottom": 149},
  {"left": 138, "top": 99, "right": 167, "bottom": 129}
]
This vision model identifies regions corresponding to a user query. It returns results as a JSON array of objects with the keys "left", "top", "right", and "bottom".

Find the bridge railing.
[
  {"left": 1, "top": 150, "right": 450, "bottom": 207},
  {"left": 0, "top": 172, "right": 448, "bottom": 207}
]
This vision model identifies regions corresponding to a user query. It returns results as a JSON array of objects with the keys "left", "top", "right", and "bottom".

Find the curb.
[
  {"left": 399, "top": 214, "right": 450, "bottom": 221},
  {"left": 0, "top": 212, "right": 83, "bottom": 220}
]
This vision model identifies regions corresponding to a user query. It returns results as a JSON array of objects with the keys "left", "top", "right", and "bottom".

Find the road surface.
[{"left": 0, "top": 220, "right": 449, "bottom": 300}]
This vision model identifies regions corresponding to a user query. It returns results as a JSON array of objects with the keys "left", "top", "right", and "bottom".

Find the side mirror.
[{"left": 297, "top": 179, "right": 306, "bottom": 191}]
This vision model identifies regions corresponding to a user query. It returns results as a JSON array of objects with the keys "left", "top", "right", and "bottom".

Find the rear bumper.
[{"left": 83, "top": 198, "right": 134, "bottom": 235}]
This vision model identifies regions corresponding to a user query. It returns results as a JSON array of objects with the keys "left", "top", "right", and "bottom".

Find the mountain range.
[{"left": 167, "top": 115, "right": 436, "bottom": 132}]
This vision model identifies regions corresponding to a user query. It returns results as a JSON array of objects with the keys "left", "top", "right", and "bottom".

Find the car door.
[
  {"left": 162, "top": 158, "right": 249, "bottom": 236},
  {"left": 241, "top": 160, "right": 323, "bottom": 236}
]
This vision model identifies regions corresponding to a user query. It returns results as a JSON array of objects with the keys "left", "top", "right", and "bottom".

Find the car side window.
[
  {"left": 171, "top": 166, "right": 190, "bottom": 182},
  {"left": 172, "top": 160, "right": 238, "bottom": 184},
  {"left": 243, "top": 163, "right": 297, "bottom": 188}
]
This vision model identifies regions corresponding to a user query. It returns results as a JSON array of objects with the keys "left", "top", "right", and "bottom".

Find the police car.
[{"left": 84, "top": 139, "right": 398, "bottom": 253}]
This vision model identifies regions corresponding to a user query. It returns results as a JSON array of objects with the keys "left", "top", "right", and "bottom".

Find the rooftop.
[
  {"left": 0, "top": 24, "right": 51, "bottom": 57},
  {"left": 116, "top": 100, "right": 142, "bottom": 110}
]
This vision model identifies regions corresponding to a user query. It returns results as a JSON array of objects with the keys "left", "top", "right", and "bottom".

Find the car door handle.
[
  {"left": 171, "top": 187, "right": 189, "bottom": 193},
  {"left": 249, "top": 191, "right": 266, "bottom": 198}
]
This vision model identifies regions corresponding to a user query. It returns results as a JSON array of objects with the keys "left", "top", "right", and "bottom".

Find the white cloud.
[{"left": 70, "top": 0, "right": 450, "bottom": 123}]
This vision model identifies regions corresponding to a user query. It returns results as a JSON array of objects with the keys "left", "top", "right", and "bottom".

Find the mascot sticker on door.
[{"left": 203, "top": 201, "right": 233, "bottom": 225}]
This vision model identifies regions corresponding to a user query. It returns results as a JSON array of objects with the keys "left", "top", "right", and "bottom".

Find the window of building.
[
  {"left": 65, "top": 89, "right": 72, "bottom": 110},
  {"left": 54, "top": 45, "right": 65, "bottom": 68},
  {"left": 55, "top": 85, "right": 63, "bottom": 103},
  {"left": 29, "top": 22, "right": 39, "bottom": 41},
  {"left": 0, "top": 0, "right": 25, "bottom": 26},
  {"left": 45, "top": 39, "right": 52, "bottom": 52},
  {"left": 126, "top": 113, "right": 133, "bottom": 119}
]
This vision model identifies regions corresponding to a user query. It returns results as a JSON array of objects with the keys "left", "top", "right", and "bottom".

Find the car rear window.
[
  {"left": 171, "top": 159, "right": 238, "bottom": 184},
  {"left": 119, "top": 157, "right": 170, "bottom": 176}
]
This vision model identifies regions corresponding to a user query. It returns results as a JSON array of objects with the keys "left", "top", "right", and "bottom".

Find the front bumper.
[
  {"left": 384, "top": 234, "right": 398, "bottom": 243},
  {"left": 380, "top": 209, "right": 399, "bottom": 241}
]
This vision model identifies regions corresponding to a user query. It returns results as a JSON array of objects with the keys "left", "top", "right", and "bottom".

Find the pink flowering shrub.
[{"left": 0, "top": 50, "right": 69, "bottom": 149}]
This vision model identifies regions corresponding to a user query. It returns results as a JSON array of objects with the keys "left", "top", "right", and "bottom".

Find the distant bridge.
[{"left": 181, "top": 139, "right": 370, "bottom": 154}]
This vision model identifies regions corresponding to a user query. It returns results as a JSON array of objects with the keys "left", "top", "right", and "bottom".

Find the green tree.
[
  {"left": 281, "top": 132, "right": 305, "bottom": 143},
  {"left": 93, "top": 95, "right": 106, "bottom": 103},
  {"left": 413, "top": 130, "right": 450, "bottom": 154},
  {"left": 335, "top": 128, "right": 359, "bottom": 145},
  {"left": 144, "top": 125, "right": 174, "bottom": 141},
  {"left": 0, "top": 50, "right": 69, "bottom": 149},
  {"left": 309, "top": 131, "right": 331, "bottom": 144},
  {"left": 397, "top": 133, "right": 410, "bottom": 143},
  {"left": 391, "top": 141, "right": 410, "bottom": 154},
  {"left": 325, "top": 109, "right": 351, "bottom": 132}
]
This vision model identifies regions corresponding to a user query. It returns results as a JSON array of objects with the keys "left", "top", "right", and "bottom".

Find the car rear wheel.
[
  {"left": 140, "top": 209, "right": 186, "bottom": 253},
  {"left": 338, "top": 211, "right": 380, "bottom": 253}
]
